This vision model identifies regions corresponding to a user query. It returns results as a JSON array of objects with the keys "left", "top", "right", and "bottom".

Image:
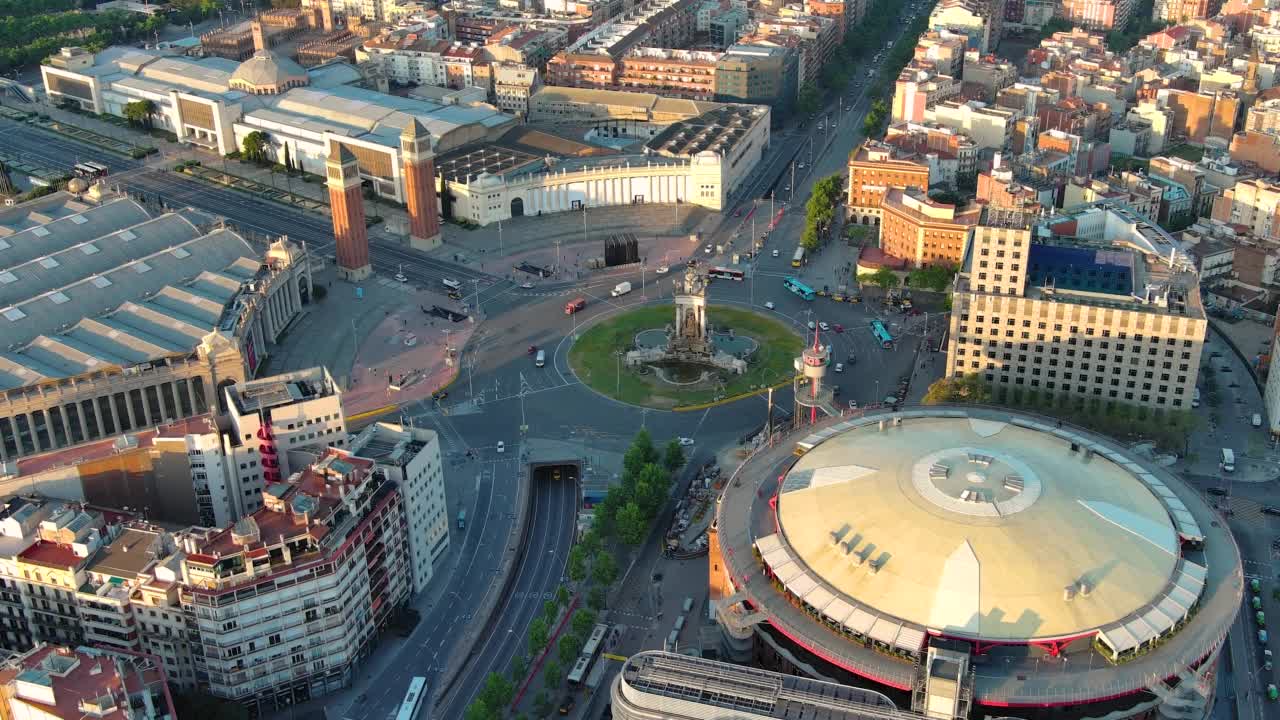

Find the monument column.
[{"left": 401, "top": 118, "right": 442, "bottom": 251}]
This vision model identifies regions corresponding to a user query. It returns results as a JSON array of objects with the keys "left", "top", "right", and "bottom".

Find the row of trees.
[
  {"left": 466, "top": 430, "right": 685, "bottom": 719},
  {"left": 800, "top": 174, "right": 844, "bottom": 252},
  {"left": 3, "top": 10, "right": 165, "bottom": 72},
  {"left": 922, "top": 374, "right": 1200, "bottom": 452}
]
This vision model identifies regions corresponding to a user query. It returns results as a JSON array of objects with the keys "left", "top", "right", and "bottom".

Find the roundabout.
[{"left": 566, "top": 302, "right": 802, "bottom": 409}]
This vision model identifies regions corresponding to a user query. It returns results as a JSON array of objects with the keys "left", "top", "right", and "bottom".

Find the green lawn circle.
[{"left": 568, "top": 304, "right": 803, "bottom": 409}]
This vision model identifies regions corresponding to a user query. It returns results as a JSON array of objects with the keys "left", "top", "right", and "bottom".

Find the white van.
[
  {"left": 535, "top": 350, "right": 545, "bottom": 367},
  {"left": 1221, "top": 448, "right": 1236, "bottom": 472},
  {"left": 1192, "top": 388, "right": 1201, "bottom": 408},
  {"left": 1253, "top": 413, "right": 1263, "bottom": 428},
  {"left": 442, "top": 278, "right": 462, "bottom": 291}
]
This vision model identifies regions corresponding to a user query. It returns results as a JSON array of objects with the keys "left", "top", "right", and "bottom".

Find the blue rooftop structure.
[{"left": 1027, "top": 244, "right": 1135, "bottom": 296}]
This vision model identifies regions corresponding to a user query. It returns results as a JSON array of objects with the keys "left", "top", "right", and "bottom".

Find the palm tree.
[{"left": 122, "top": 99, "right": 157, "bottom": 129}]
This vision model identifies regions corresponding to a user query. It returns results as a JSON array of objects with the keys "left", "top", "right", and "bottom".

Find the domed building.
[
  {"left": 711, "top": 408, "right": 1242, "bottom": 720},
  {"left": 229, "top": 50, "right": 309, "bottom": 95}
]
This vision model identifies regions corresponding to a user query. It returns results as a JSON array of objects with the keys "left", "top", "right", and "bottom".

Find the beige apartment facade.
[{"left": 946, "top": 226, "right": 1206, "bottom": 410}]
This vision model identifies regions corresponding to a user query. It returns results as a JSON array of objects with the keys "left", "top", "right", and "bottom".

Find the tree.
[
  {"left": 797, "top": 82, "right": 821, "bottom": 115},
  {"left": 928, "top": 190, "right": 961, "bottom": 206},
  {"left": 241, "top": 131, "right": 270, "bottom": 164},
  {"left": 616, "top": 501, "right": 648, "bottom": 545},
  {"left": 478, "top": 672, "right": 514, "bottom": 713},
  {"left": 542, "top": 599, "right": 560, "bottom": 626},
  {"left": 567, "top": 545, "right": 588, "bottom": 583},
  {"left": 556, "top": 585, "right": 570, "bottom": 607},
  {"left": 511, "top": 653, "right": 530, "bottom": 681},
  {"left": 800, "top": 224, "right": 820, "bottom": 252},
  {"left": 558, "top": 631, "right": 584, "bottom": 666},
  {"left": 543, "top": 659, "right": 563, "bottom": 690},
  {"left": 922, "top": 374, "right": 992, "bottom": 405},
  {"left": 122, "top": 99, "right": 155, "bottom": 129},
  {"left": 464, "top": 701, "right": 497, "bottom": 720},
  {"left": 588, "top": 585, "right": 607, "bottom": 612},
  {"left": 533, "top": 691, "right": 555, "bottom": 717},
  {"left": 623, "top": 429, "right": 658, "bottom": 478},
  {"left": 282, "top": 143, "right": 293, "bottom": 173},
  {"left": 662, "top": 438, "right": 685, "bottom": 472},
  {"left": 1038, "top": 16, "right": 1074, "bottom": 38},
  {"left": 635, "top": 463, "right": 670, "bottom": 516},
  {"left": 572, "top": 608, "right": 598, "bottom": 639},
  {"left": 592, "top": 550, "right": 619, "bottom": 587},
  {"left": 865, "top": 267, "right": 900, "bottom": 291},
  {"left": 578, "top": 529, "right": 601, "bottom": 558},
  {"left": 907, "top": 264, "right": 956, "bottom": 292},
  {"left": 528, "top": 616, "right": 549, "bottom": 654}
]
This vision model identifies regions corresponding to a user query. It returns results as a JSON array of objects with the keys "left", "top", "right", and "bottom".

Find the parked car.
[
  {"left": 496, "top": 441, "right": 505, "bottom": 453},
  {"left": 764, "top": 301, "right": 776, "bottom": 310},
  {"left": 818, "top": 321, "right": 830, "bottom": 331},
  {"left": 559, "top": 697, "right": 575, "bottom": 715},
  {"left": 772, "top": 249, "right": 780, "bottom": 257},
  {"left": 1263, "top": 506, "right": 1280, "bottom": 516},
  {"left": 834, "top": 363, "right": 844, "bottom": 373},
  {"left": 1207, "top": 487, "right": 1228, "bottom": 496},
  {"left": 832, "top": 323, "right": 844, "bottom": 333},
  {"left": 678, "top": 437, "right": 695, "bottom": 446},
  {"left": 656, "top": 265, "right": 669, "bottom": 274}
]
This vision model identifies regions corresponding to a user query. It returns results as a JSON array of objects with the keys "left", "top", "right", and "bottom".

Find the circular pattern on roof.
[
  {"left": 776, "top": 416, "right": 1182, "bottom": 641},
  {"left": 230, "top": 50, "right": 308, "bottom": 95}
]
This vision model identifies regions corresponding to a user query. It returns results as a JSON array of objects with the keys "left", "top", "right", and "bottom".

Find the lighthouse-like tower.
[
  {"left": 326, "top": 144, "right": 372, "bottom": 282},
  {"left": 793, "top": 329, "right": 832, "bottom": 426},
  {"left": 401, "top": 118, "right": 442, "bottom": 251}
]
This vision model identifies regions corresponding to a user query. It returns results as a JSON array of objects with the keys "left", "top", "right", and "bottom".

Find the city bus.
[
  {"left": 791, "top": 247, "right": 805, "bottom": 267},
  {"left": 395, "top": 677, "right": 428, "bottom": 720},
  {"left": 783, "top": 277, "right": 815, "bottom": 301},
  {"left": 870, "top": 319, "right": 893, "bottom": 348},
  {"left": 708, "top": 266, "right": 745, "bottom": 281},
  {"left": 73, "top": 162, "right": 109, "bottom": 180},
  {"left": 569, "top": 623, "right": 610, "bottom": 687}
]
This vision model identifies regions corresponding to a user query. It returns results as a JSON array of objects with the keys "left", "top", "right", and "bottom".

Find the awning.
[{"left": 869, "top": 617, "right": 902, "bottom": 645}]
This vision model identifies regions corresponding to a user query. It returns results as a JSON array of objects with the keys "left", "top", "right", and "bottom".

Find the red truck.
[{"left": 565, "top": 297, "right": 586, "bottom": 315}]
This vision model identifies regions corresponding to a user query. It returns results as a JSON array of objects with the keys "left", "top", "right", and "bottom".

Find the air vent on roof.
[
  {"left": 133, "top": 261, "right": 151, "bottom": 274},
  {"left": 47, "top": 291, "right": 70, "bottom": 305},
  {"left": 2, "top": 307, "right": 26, "bottom": 322},
  {"left": 91, "top": 276, "right": 112, "bottom": 288},
  {"left": 31, "top": 227, "right": 49, "bottom": 237},
  {"left": 172, "top": 247, "right": 191, "bottom": 259},
  {"left": 118, "top": 230, "right": 136, "bottom": 242},
  {"left": 80, "top": 243, "right": 100, "bottom": 255},
  {"left": 69, "top": 215, "right": 87, "bottom": 225},
  {"left": 0, "top": 271, "right": 14, "bottom": 284},
  {"left": 38, "top": 257, "right": 59, "bottom": 269}
]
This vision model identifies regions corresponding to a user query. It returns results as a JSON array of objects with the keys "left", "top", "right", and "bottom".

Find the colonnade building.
[{"left": 0, "top": 188, "right": 311, "bottom": 466}]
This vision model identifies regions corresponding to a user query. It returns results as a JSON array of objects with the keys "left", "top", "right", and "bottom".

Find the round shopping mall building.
[{"left": 711, "top": 408, "right": 1242, "bottom": 720}]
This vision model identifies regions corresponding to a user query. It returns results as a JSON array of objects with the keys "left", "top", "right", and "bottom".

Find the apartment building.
[
  {"left": 346, "top": 423, "right": 449, "bottom": 596},
  {"left": 617, "top": 48, "right": 721, "bottom": 99},
  {"left": 893, "top": 67, "right": 961, "bottom": 124},
  {"left": 929, "top": 0, "right": 996, "bottom": 54},
  {"left": 1211, "top": 178, "right": 1280, "bottom": 240},
  {"left": 0, "top": 644, "right": 176, "bottom": 720},
  {"left": 714, "top": 45, "right": 799, "bottom": 117},
  {"left": 946, "top": 217, "right": 1205, "bottom": 410},
  {"left": 217, "top": 367, "right": 347, "bottom": 521},
  {"left": 1229, "top": 130, "right": 1280, "bottom": 174},
  {"left": 709, "top": 7, "right": 750, "bottom": 47},
  {"left": 914, "top": 30, "right": 967, "bottom": 78},
  {"left": 884, "top": 122, "right": 978, "bottom": 187},
  {"left": 1063, "top": 172, "right": 1164, "bottom": 220},
  {"left": 1057, "top": 0, "right": 1130, "bottom": 31},
  {"left": 13, "top": 504, "right": 112, "bottom": 653},
  {"left": 1036, "top": 128, "right": 1111, "bottom": 176},
  {"left": 1244, "top": 98, "right": 1280, "bottom": 135},
  {"left": 1158, "top": 88, "right": 1240, "bottom": 145},
  {"left": 1149, "top": 155, "right": 1213, "bottom": 216},
  {"left": 960, "top": 51, "right": 1017, "bottom": 103},
  {"left": 880, "top": 188, "right": 982, "bottom": 267},
  {"left": 739, "top": 14, "right": 838, "bottom": 90},
  {"left": 1154, "top": 0, "right": 1222, "bottom": 23},
  {"left": 977, "top": 167, "right": 1052, "bottom": 217},
  {"left": 1128, "top": 102, "right": 1174, "bottom": 154},
  {"left": 926, "top": 99, "right": 1018, "bottom": 151},
  {"left": 180, "top": 448, "right": 410, "bottom": 711},
  {"left": 493, "top": 62, "right": 541, "bottom": 115},
  {"left": 846, "top": 141, "right": 932, "bottom": 226}
]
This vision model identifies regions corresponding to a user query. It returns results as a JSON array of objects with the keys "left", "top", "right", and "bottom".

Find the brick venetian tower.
[
  {"left": 326, "top": 144, "right": 372, "bottom": 282},
  {"left": 401, "top": 118, "right": 442, "bottom": 251}
]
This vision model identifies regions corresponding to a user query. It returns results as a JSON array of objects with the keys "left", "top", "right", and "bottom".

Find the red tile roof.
[{"left": 18, "top": 541, "right": 85, "bottom": 570}]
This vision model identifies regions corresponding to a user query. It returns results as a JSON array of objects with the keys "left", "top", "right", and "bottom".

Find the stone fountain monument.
[{"left": 625, "top": 262, "right": 747, "bottom": 374}]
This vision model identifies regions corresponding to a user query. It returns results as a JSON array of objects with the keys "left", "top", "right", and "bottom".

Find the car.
[
  {"left": 678, "top": 437, "right": 695, "bottom": 446},
  {"left": 1210, "top": 351, "right": 1222, "bottom": 358},
  {"left": 1221, "top": 366, "right": 1233, "bottom": 373},
  {"left": 783, "top": 184, "right": 791, "bottom": 192},
  {"left": 834, "top": 363, "right": 844, "bottom": 373},
  {"left": 394, "top": 272, "right": 408, "bottom": 283},
  {"left": 1206, "top": 487, "right": 1228, "bottom": 496},
  {"left": 817, "top": 123, "right": 825, "bottom": 131},
  {"left": 1264, "top": 506, "right": 1280, "bottom": 516},
  {"left": 807, "top": 320, "right": 816, "bottom": 330},
  {"left": 797, "top": 162, "right": 806, "bottom": 169},
  {"left": 496, "top": 441, "right": 505, "bottom": 453},
  {"left": 818, "top": 321, "right": 830, "bottom": 331},
  {"left": 848, "top": 400, "right": 859, "bottom": 409},
  {"left": 559, "top": 696, "right": 575, "bottom": 715},
  {"left": 734, "top": 209, "right": 742, "bottom": 217},
  {"left": 772, "top": 249, "right": 780, "bottom": 257},
  {"left": 704, "top": 244, "right": 714, "bottom": 254},
  {"left": 519, "top": 281, "right": 535, "bottom": 289},
  {"left": 656, "top": 265, "right": 669, "bottom": 274},
  {"left": 833, "top": 323, "right": 844, "bottom": 333},
  {"left": 764, "top": 301, "right": 776, "bottom": 310},
  {"left": 432, "top": 389, "right": 448, "bottom": 401}
]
